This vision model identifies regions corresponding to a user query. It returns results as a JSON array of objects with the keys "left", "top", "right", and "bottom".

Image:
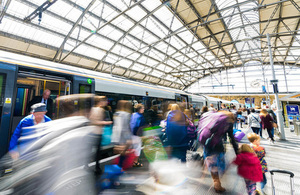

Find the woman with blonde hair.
[
  {"left": 259, "top": 109, "right": 275, "bottom": 143},
  {"left": 111, "top": 100, "right": 133, "bottom": 168},
  {"left": 165, "top": 103, "right": 189, "bottom": 162}
]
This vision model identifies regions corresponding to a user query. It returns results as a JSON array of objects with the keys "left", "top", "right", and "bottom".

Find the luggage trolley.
[{"left": 270, "top": 169, "right": 295, "bottom": 195}]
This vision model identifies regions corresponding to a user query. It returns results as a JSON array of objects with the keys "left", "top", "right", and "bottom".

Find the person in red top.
[
  {"left": 259, "top": 109, "right": 275, "bottom": 143},
  {"left": 233, "top": 144, "right": 263, "bottom": 195}
]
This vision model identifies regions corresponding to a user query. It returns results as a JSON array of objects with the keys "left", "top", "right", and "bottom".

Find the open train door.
[{"left": 0, "top": 63, "right": 17, "bottom": 158}]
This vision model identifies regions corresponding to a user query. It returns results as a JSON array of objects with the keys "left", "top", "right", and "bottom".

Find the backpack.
[
  {"left": 185, "top": 115, "right": 197, "bottom": 139},
  {"left": 197, "top": 112, "right": 229, "bottom": 148}
]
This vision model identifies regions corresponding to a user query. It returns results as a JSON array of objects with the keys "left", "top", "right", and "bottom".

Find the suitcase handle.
[{"left": 270, "top": 169, "right": 294, "bottom": 178}]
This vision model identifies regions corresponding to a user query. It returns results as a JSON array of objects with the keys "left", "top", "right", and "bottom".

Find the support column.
[{"left": 267, "top": 33, "right": 286, "bottom": 140}]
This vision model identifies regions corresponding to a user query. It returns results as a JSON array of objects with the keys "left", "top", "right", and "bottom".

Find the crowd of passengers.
[{"left": 7, "top": 91, "right": 278, "bottom": 195}]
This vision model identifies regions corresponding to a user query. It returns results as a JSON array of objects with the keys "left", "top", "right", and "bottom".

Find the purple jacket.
[{"left": 260, "top": 114, "right": 274, "bottom": 130}]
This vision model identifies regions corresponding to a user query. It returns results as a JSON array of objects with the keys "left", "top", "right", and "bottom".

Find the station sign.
[{"left": 286, "top": 105, "right": 299, "bottom": 116}]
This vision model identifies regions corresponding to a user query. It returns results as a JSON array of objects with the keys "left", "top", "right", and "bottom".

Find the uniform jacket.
[
  {"left": 233, "top": 152, "right": 263, "bottom": 182},
  {"left": 9, "top": 114, "right": 51, "bottom": 152}
]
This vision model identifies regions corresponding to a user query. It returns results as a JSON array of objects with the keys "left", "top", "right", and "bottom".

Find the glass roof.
[{"left": 0, "top": 0, "right": 299, "bottom": 91}]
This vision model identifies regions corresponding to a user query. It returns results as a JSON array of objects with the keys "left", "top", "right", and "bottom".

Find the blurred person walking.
[
  {"left": 198, "top": 111, "right": 239, "bottom": 193},
  {"left": 9, "top": 103, "right": 51, "bottom": 160},
  {"left": 165, "top": 104, "right": 189, "bottom": 162},
  {"left": 130, "top": 103, "right": 146, "bottom": 167},
  {"left": 233, "top": 144, "right": 263, "bottom": 195},
  {"left": 259, "top": 109, "right": 275, "bottom": 143},
  {"left": 89, "top": 96, "right": 113, "bottom": 175},
  {"left": 248, "top": 133, "right": 268, "bottom": 194},
  {"left": 248, "top": 108, "right": 262, "bottom": 136},
  {"left": 111, "top": 100, "right": 133, "bottom": 169}
]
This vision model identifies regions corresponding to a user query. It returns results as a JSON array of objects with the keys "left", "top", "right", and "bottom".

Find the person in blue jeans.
[{"left": 248, "top": 108, "right": 261, "bottom": 136}]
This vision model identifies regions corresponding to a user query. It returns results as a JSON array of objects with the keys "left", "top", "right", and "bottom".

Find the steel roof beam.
[
  {"left": 53, "top": 0, "right": 97, "bottom": 61},
  {"left": 183, "top": 0, "right": 229, "bottom": 65},
  {"left": 19, "top": 0, "right": 185, "bottom": 84},
  {"left": 4, "top": 12, "right": 183, "bottom": 87},
  {"left": 63, "top": 0, "right": 192, "bottom": 79},
  {"left": 0, "top": 0, "right": 12, "bottom": 23}
]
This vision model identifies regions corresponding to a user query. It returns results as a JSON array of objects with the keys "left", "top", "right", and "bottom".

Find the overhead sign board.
[{"left": 286, "top": 105, "right": 299, "bottom": 116}]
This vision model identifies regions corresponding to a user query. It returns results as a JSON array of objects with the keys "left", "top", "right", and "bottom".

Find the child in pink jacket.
[{"left": 233, "top": 144, "right": 263, "bottom": 195}]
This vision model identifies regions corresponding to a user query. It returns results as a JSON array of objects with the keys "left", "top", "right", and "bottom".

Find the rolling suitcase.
[{"left": 270, "top": 169, "right": 295, "bottom": 195}]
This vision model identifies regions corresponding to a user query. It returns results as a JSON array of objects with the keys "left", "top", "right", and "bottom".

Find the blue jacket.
[
  {"left": 9, "top": 114, "right": 51, "bottom": 152},
  {"left": 130, "top": 112, "right": 145, "bottom": 135},
  {"left": 166, "top": 110, "right": 189, "bottom": 147}
]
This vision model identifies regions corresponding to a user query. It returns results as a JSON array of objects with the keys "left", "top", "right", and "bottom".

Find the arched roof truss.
[{"left": 0, "top": 0, "right": 299, "bottom": 90}]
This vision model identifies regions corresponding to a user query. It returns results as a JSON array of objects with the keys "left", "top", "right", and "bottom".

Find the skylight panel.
[
  {"left": 168, "top": 59, "right": 180, "bottom": 67},
  {"left": 153, "top": 6, "right": 174, "bottom": 28},
  {"left": 116, "top": 59, "right": 132, "bottom": 68},
  {"left": 143, "top": 17, "right": 168, "bottom": 38},
  {"left": 101, "top": 4, "right": 118, "bottom": 21},
  {"left": 64, "top": 7, "right": 83, "bottom": 23},
  {"left": 80, "top": 46, "right": 106, "bottom": 60},
  {"left": 151, "top": 70, "right": 163, "bottom": 77},
  {"left": 64, "top": 40, "right": 77, "bottom": 51},
  {"left": 89, "top": 35, "right": 114, "bottom": 49},
  {"left": 168, "top": 36, "right": 185, "bottom": 49},
  {"left": 70, "top": 27, "right": 91, "bottom": 42},
  {"left": 142, "top": 0, "right": 161, "bottom": 12},
  {"left": 131, "top": 63, "right": 145, "bottom": 71},
  {"left": 126, "top": 6, "right": 147, "bottom": 21},
  {"left": 191, "top": 42, "right": 206, "bottom": 51},
  {"left": 82, "top": 15, "right": 100, "bottom": 32},
  {"left": 126, "top": 52, "right": 140, "bottom": 61},
  {"left": 177, "top": 30, "right": 194, "bottom": 44},
  {"left": 139, "top": 30, "right": 159, "bottom": 45},
  {"left": 138, "top": 56, "right": 150, "bottom": 64},
  {"left": 110, "top": 15, "right": 134, "bottom": 32},
  {"left": 185, "top": 60, "right": 195, "bottom": 67},
  {"left": 100, "top": 26, "right": 124, "bottom": 40},
  {"left": 108, "top": 0, "right": 130, "bottom": 11},
  {"left": 145, "top": 57, "right": 158, "bottom": 66},
  {"left": 39, "top": 14, "right": 72, "bottom": 35},
  {"left": 124, "top": 36, "right": 145, "bottom": 49},
  {"left": 6, "top": 1, "right": 34, "bottom": 18},
  {"left": 130, "top": 25, "right": 146, "bottom": 38},
  {"left": 105, "top": 53, "right": 119, "bottom": 64},
  {"left": 170, "top": 15, "right": 185, "bottom": 32},
  {"left": 48, "top": 1, "right": 74, "bottom": 18},
  {"left": 72, "top": 0, "right": 91, "bottom": 9},
  {"left": 30, "top": 0, "right": 44, "bottom": 6},
  {"left": 149, "top": 50, "right": 165, "bottom": 61}
]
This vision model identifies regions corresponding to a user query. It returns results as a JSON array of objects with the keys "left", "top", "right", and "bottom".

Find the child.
[
  {"left": 233, "top": 144, "right": 263, "bottom": 195},
  {"left": 248, "top": 133, "right": 268, "bottom": 194}
]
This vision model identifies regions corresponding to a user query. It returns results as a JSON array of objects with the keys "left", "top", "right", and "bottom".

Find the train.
[{"left": 0, "top": 50, "right": 241, "bottom": 157}]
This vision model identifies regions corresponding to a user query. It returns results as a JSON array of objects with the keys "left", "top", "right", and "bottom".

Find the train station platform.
[{"left": 100, "top": 128, "right": 300, "bottom": 195}]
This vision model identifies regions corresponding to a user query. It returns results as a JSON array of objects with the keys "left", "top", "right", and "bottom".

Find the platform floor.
[{"left": 100, "top": 128, "right": 300, "bottom": 195}]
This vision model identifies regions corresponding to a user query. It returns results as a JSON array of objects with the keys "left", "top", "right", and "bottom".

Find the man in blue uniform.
[{"left": 9, "top": 103, "right": 51, "bottom": 160}]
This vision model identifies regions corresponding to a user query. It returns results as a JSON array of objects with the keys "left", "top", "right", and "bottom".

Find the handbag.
[
  {"left": 272, "top": 122, "right": 278, "bottom": 128},
  {"left": 101, "top": 124, "right": 113, "bottom": 146}
]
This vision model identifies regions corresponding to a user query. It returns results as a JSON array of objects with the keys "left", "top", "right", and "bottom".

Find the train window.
[
  {"left": 79, "top": 84, "right": 92, "bottom": 93},
  {"left": 0, "top": 74, "right": 6, "bottom": 125}
]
